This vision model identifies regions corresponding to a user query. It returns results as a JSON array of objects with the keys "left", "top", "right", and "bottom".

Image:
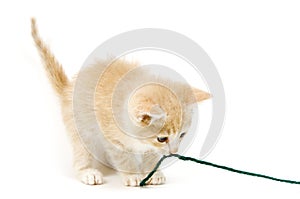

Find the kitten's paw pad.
[
  {"left": 123, "top": 174, "right": 143, "bottom": 187},
  {"left": 78, "top": 169, "right": 103, "bottom": 185},
  {"left": 148, "top": 171, "right": 166, "bottom": 185}
]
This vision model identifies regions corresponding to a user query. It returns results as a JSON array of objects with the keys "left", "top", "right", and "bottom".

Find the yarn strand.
[{"left": 140, "top": 154, "right": 300, "bottom": 186}]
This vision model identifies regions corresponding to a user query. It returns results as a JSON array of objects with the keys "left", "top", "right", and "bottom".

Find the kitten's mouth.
[
  {"left": 167, "top": 143, "right": 178, "bottom": 154},
  {"left": 160, "top": 146, "right": 178, "bottom": 155},
  {"left": 168, "top": 149, "right": 178, "bottom": 155}
]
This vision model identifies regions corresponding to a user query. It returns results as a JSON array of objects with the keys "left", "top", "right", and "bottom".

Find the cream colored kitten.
[{"left": 31, "top": 19, "right": 210, "bottom": 186}]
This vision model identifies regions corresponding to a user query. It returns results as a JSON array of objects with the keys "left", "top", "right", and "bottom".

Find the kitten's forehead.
[
  {"left": 128, "top": 82, "right": 195, "bottom": 135},
  {"left": 162, "top": 104, "right": 193, "bottom": 134}
]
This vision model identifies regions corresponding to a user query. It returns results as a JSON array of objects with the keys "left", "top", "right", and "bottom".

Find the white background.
[{"left": 1, "top": 0, "right": 300, "bottom": 198}]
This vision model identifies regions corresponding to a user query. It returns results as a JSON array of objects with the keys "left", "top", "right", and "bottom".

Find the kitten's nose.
[
  {"left": 168, "top": 143, "right": 178, "bottom": 154},
  {"left": 169, "top": 148, "right": 178, "bottom": 154}
]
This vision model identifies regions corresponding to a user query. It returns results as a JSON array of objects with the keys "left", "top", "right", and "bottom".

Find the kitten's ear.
[
  {"left": 136, "top": 105, "right": 165, "bottom": 126},
  {"left": 190, "top": 88, "right": 211, "bottom": 103}
]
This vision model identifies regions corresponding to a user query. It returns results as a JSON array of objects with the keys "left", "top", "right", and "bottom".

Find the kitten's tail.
[{"left": 31, "top": 18, "right": 69, "bottom": 96}]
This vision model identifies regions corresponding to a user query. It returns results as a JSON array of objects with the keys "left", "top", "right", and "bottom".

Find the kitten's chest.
[{"left": 106, "top": 146, "right": 160, "bottom": 173}]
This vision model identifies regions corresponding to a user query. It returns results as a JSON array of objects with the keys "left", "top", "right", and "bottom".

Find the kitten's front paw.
[
  {"left": 147, "top": 171, "right": 166, "bottom": 185},
  {"left": 122, "top": 171, "right": 166, "bottom": 186},
  {"left": 77, "top": 168, "right": 103, "bottom": 185},
  {"left": 122, "top": 174, "right": 143, "bottom": 186}
]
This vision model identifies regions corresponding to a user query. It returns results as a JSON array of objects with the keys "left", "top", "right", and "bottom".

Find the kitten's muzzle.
[{"left": 168, "top": 144, "right": 178, "bottom": 154}]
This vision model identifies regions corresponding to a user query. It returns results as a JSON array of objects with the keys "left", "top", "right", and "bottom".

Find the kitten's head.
[{"left": 128, "top": 82, "right": 210, "bottom": 154}]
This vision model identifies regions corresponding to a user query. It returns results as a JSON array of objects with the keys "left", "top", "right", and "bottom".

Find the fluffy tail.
[{"left": 31, "top": 18, "right": 69, "bottom": 96}]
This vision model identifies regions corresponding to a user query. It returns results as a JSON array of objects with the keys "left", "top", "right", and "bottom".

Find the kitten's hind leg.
[
  {"left": 77, "top": 168, "right": 103, "bottom": 185},
  {"left": 61, "top": 98, "right": 104, "bottom": 185},
  {"left": 73, "top": 144, "right": 104, "bottom": 185}
]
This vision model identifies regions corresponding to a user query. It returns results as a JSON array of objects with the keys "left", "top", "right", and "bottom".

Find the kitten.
[{"left": 31, "top": 18, "right": 210, "bottom": 186}]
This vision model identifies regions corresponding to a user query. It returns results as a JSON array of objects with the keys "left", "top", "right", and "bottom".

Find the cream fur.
[{"left": 31, "top": 18, "right": 210, "bottom": 186}]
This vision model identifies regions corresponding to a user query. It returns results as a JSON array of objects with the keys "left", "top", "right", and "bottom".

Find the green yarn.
[{"left": 140, "top": 154, "right": 300, "bottom": 186}]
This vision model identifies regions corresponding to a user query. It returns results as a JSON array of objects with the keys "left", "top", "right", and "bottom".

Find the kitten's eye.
[
  {"left": 157, "top": 136, "right": 168, "bottom": 143},
  {"left": 179, "top": 132, "right": 186, "bottom": 139}
]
